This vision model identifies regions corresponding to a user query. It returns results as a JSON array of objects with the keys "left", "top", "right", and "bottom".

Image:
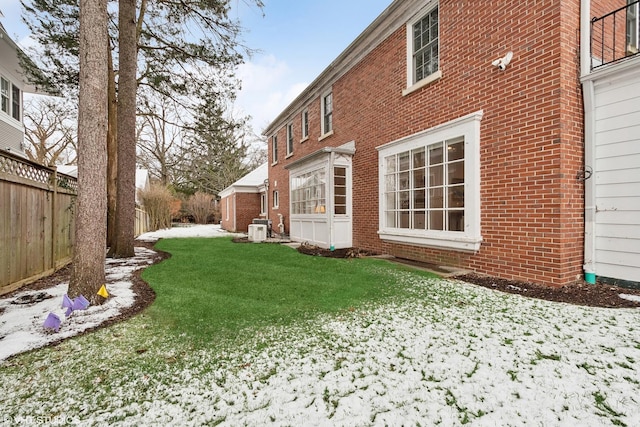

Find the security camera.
[{"left": 492, "top": 51, "right": 513, "bottom": 71}]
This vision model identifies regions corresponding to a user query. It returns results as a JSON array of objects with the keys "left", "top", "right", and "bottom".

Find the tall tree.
[
  {"left": 137, "top": 94, "right": 185, "bottom": 186},
  {"left": 20, "top": 0, "right": 264, "bottom": 250},
  {"left": 176, "top": 93, "right": 251, "bottom": 195},
  {"left": 107, "top": 0, "right": 137, "bottom": 258},
  {"left": 23, "top": 98, "right": 77, "bottom": 166},
  {"left": 69, "top": 0, "right": 108, "bottom": 301}
]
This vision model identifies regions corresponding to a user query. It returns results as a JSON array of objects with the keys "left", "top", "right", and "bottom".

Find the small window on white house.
[
  {"left": 273, "top": 190, "right": 279, "bottom": 208},
  {"left": 301, "top": 109, "right": 309, "bottom": 141},
  {"left": 321, "top": 91, "right": 333, "bottom": 136},
  {"left": 11, "top": 84, "right": 20, "bottom": 121},
  {"left": 1, "top": 77, "right": 9, "bottom": 115},
  {"left": 286, "top": 123, "right": 294, "bottom": 156},
  {"left": 377, "top": 111, "right": 483, "bottom": 252},
  {"left": 272, "top": 135, "right": 278, "bottom": 163}
]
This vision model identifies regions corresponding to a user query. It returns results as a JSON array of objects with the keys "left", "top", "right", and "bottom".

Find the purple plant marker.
[
  {"left": 43, "top": 312, "right": 61, "bottom": 332},
  {"left": 62, "top": 294, "right": 73, "bottom": 309},
  {"left": 72, "top": 295, "right": 90, "bottom": 311},
  {"left": 65, "top": 307, "right": 74, "bottom": 317}
]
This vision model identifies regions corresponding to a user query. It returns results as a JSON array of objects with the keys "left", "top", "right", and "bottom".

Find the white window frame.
[
  {"left": 286, "top": 122, "right": 294, "bottom": 157},
  {"left": 377, "top": 110, "right": 483, "bottom": 252},
  {"left": 271, "top": 134, "right": 278, "bottom": 164},
  {"left": 260, "top": 192, "right": 267, "bottom": 215},
  {"left": 320, "top": 90, "right": 333, "bottom": 137},
  {"left": 1, "top": 77, "right": 10, "bottom": 115},
  {"left": 403, "top": 2, "right": 442, "bottom": 96},
  {"left": 301, "top": 108, "right": 309, "bottom": 142},
  {"left": 11, "top": 83, "right": 21, "bottom": 121},
  {"left": 273, "top": 190, "right": 279, "bottom": 209}
]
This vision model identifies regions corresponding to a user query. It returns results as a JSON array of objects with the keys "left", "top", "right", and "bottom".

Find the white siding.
[{"left": 593, "top": 65, "right": 640, "bottom": 282}]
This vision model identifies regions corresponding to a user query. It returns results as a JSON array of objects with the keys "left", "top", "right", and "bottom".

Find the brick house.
[
  {"left": 219, "top": 163, "right": 268, "bottom": 232},
  {"left": 262, "top": 0, "right": 640, "bottom": 287}
]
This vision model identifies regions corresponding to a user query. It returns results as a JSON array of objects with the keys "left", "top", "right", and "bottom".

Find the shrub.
[
  {"left": 140, "top": 184, "right": 173, "bottom": 231},
  {"left": 184, "top": 192, "right": 214, "bottom": 224}
]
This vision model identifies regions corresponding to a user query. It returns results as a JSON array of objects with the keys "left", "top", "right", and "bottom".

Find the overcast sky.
[{"left": 1, "top": 0, "right": 391, "bottom": 137}]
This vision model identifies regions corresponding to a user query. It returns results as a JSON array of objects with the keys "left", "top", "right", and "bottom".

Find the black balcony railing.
[{"left": 591, "top": 0, "right": 640, "bottom": 69}]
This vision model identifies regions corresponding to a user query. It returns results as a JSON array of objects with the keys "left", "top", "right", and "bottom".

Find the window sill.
[
  {"left": 378, "top": 229, "right": 482, "bottom": 252},
  {"left": 300, "top": 136, "right": 309, "bottom": 143},
  {"left": 271, "top": 161, "right": 278, "bottom": 166},
  {"left": 318, "top": 130, "right": 334, "bottom": 142},
  {"left": 402, "top": 70, "right": 442, "bottom": 96},
  {"left": 285, "top": 153, "right": 294, "bottom": 159}
]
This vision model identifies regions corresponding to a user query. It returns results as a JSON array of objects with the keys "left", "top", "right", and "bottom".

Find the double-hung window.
[
  {"left": 377, "top": 111, "right": 483, "bottom": 252},
  {"left": 1, "top": 77, "right": 9, "bottom": 115},
  {"left": 286, "top": 123, "right": 294, "bottom": 156},
  {"left": 11, "top": 84, "right": 20, "bottom": 121},
  {"left": 272, "top": 135, "right": 278, "bottom": 163},
  {"left": 404, "top": 4, "right": 441, "bottom": 94},
  {"left": 321, "top": 91, "right": 333, "bottom": 136}
]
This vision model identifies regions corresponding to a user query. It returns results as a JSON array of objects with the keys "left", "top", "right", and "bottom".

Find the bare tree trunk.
[
  {"left": 107, "top": 49, "right": 118, "bottom": 250},
  {"left": 69, "top": 0, "right": 108, "bottom": 302},
  {"left": 108, "top": 0, "right": 137, "bottom": 258}
]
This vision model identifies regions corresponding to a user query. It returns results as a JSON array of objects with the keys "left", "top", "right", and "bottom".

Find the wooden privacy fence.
[{"left": 0, "top": 150, "right": 77, "bottom": 296}]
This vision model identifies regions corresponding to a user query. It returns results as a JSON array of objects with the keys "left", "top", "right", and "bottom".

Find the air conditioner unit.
[{"left": 248, "top": 224, "right": 267, "bottom": 242}]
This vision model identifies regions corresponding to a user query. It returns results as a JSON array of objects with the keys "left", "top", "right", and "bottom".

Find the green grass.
[{"left": 143, "top": 237, "right": 436, "bottom": 345}]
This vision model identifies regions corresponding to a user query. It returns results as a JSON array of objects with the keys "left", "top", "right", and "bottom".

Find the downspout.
[{"left": 581, "top": 0, "right": 597, "bottom": 284}]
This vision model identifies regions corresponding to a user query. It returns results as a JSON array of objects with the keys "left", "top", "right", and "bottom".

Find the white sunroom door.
[{"left": 593, "top": 63, "right": 640, "bottom": 283}]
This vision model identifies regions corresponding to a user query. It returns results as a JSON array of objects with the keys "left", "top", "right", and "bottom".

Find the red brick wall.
[
  {"left": 266, "top": 0, "right": 586, "bottom": 286},
  {"left": 220, "top": 193, "right": 262, "bottom": 232}
]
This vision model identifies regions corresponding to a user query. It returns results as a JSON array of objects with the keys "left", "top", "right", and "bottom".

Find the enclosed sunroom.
[{"left": 285, "top": 142, "right": 354, "bottom": 249}]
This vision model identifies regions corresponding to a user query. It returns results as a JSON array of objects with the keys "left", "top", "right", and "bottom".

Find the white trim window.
[
  {"left": 321, "top": 91, "right": 333, "bottom": 136},
  {"left": 404, "top": 3, "right": 442, "bottom": 94},
  {"left": 272, "top": 135, "right": 278, "bottom": 164},
  {"left": 291, "top": 167, "right": 326, "bottom": 214},
  {"left": 260, "top": 192, "right": 267, "bottom": 215},
  {"left": 377, "top": 111, "right": 483, "bottom": 252},
  {"left": 273, "top": 190, "right": 279, "bottom": 209},
  {"left": 1, "top": 77, "right": 10, "bottom": 116},
  {"left": 301, "top": 108, "right": 309, "bottom": 141},
  {"left": 11, "top": 84, "right": 20, "bottom": 121},
  {"left": 286, "top": 122, "right": 294, "bottom": 156}
]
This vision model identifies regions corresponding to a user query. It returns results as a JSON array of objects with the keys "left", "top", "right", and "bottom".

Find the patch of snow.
[
  {"left": 620, "top": 293, "right": 640, "bottom": 303},
  {"left": 136, "top": 223, "right": 241, "bottom": 242}
]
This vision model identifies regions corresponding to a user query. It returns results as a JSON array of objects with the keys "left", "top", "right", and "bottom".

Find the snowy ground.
[{"left": 1, "top": 224, "right": 639, "bottom": 426}]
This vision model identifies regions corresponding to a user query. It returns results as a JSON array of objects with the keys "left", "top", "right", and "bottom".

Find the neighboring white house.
[
  {"left": 0, "top": 22, "right": 41, "bottom": 156},
  {"left": 581, "top": 0, "right": 640, "bottom": 285}
]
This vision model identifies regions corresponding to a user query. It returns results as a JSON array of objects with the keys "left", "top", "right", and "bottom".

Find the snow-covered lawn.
[{"left": 1, "top": 224, "right": 639, "bottom": 426}]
